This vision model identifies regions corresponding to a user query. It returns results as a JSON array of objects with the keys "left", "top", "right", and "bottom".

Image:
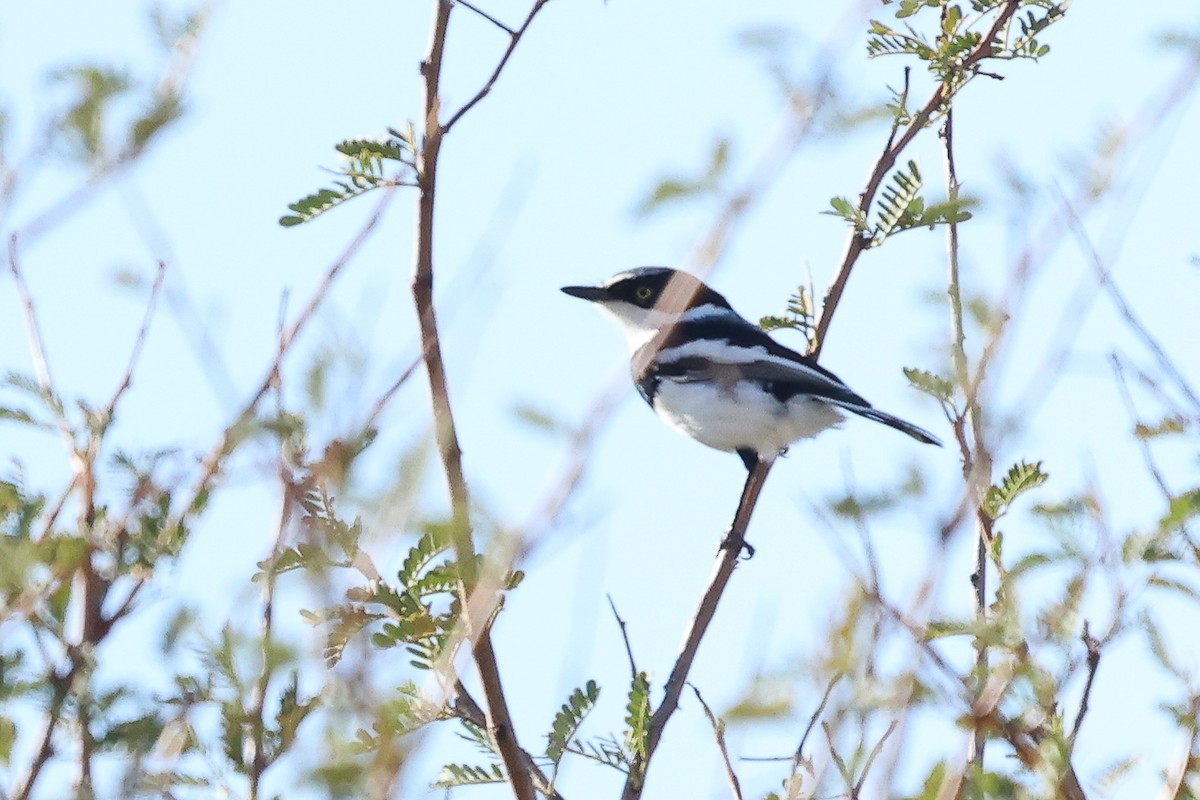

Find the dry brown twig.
[
  {"left": 809, "top": 0, "right": 1024, "bottom": 358},
  {"left": 620, "top": 460, "right": 773, "bottom": 800},
  {"left": 5, "top": 247, "right": 174, "bottom": 800},
  {"left": 410, "top": 1, "right": 552, "bottom": 797},
  {"left": 167, "top": 183, "right": 398, "bottom": 537},
  {"left": 690, "top": 684, "right": 745, "bottom": 800}
]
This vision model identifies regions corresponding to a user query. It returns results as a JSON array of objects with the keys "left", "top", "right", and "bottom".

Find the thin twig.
[
  {"left": 1109, "top": 354, "right": 1175, "bottom": 500},
  {"left": 456, "top": 0, "right": 516, "bottom": 35},
  {"left": 690, "top": 684, "right": 744, "bottom": 800},
  {"left": 1165, "top": 694, "right": 1200, "bottom": 800},
  {"left": 247, "top": 295, "right": 297, "bottom": 799},
  {"left": 941, "top": 101, "right": 990, "bottom": 772},
  {"left": 7, "top": 235, "right": 73, "bottom": 448},
  {"left": 102, "top": 260, "right": 167, "bottom": 423},
  {"left": 607, "top": 594, "right": 639, "bottom": 682},
  {"left": 854, "top": 720, "right": 898, "bottom": 797},
  {"left": 791, "top": 673, "right": 842, "bottom": 777},
  {"left": 166, "top": 183, "right": 397, "bottom": 537},
  {"left": 823, "top": 722, "right": 856, "bottom": 797},
  {"left": 621, "top": 459, "right": 773, "bottom": 800},
  {"left": 12, "top": 674, "right": 71, "bottom": 800},
  {"left": 414, "top": 2, "right": 536, "bottom": 797},
  {"left": 1068, "top": 622, "right": 1101, "bottom": 748},
  {"left": 442, "top": 0, "right": 552, "bottom": 133},
  {"left": 1057, "top": 190, "right": 1200, "bottom": 416},
  {"left": 451, "top": 681, "right": 564, "bottom": 800},
  {"left": 809, "top": 0, "right": 1023, "bottom": 357},
  {"left": 1000, "top": 719, "right": 1089, "bottom": 800},
  {"left": 1015, "top": 51, "right": 1200, "bottom": 416}
]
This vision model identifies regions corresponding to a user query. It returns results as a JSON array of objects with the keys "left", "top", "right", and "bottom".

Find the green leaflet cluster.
[{"left": 279, "top": 126, "right": 418, "bottom": 227}]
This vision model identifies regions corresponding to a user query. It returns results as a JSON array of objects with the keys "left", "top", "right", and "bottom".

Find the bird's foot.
[{"left": 719, "top": 529, "right": 756, "bottom": 559}]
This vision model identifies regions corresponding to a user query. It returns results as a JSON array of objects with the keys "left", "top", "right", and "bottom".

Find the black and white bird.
[{"left": 561, "top": 267, "right": 941, "bottom": 471}]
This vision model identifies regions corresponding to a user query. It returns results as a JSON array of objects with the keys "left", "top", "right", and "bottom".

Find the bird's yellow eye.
[{"left": 634, "top": 286, "right": 654, "bottom": 302}]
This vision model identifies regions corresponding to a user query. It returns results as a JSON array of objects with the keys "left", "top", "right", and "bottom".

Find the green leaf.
[
  {"left": 334, "top": 138, "right": 410, "bottom": 162},
  {"left": 759, "top": 285, "right": 814, "bottom": 339},
  {"left": 872, "top": 160, "right": 923, "bottom": 245},
  {"left": 50, "top": 65, "right": 133, "bottom": 163},
  {"left": 635, "top": 137, "right": 731, "bottom": 216},
  {"left": 982, "top": 460, "right": 1049, "bottom": 520},
  {"left": 547, "top": 680, "right": 600, "bottom": 765},
  {"left": 1134, "top": 416, "right": 1190, "bottom": 439},
  {"left": 823, "top": 195, "right": 869, "bottom": 232},
  {"left": 925, "top": 619, "right": 972, "bottom": 639},
  {"left": 434, "top": 762, "right": 505, "bottom": 788},
  {"left": 456, "top": 719, "right": 499, "bottom": 757},
  {"left": 1160, "top": 488, "right": 1200, "bottom": 533},
  {"left": 513, "top": 403, "right": 571, "bottom": 436},
  {"left": 281, "top": 130, "right": 416, "bottom": 227},
  {"left": 0, "top": 406, "right": 48, "bottom": 429},
  {"left": 566, "top": 735, "right": 630, "bottom": 772},
  {"left": 624, "top": 671, "right": 651, "bottom": 762},
  {"left": 903, "top": 367, "right": 953, "bottom": 403},
  {"left": 942, "top": 4, "right": 962, "bottom": 34},
  {"left": 398, "top": 528, "right": 452, "bottom": 591},
  {"left": 0, "top": 715, "right": 15, "bottom": 765}
]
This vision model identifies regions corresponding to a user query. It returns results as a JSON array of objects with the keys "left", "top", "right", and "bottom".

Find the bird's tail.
[{"left": 828, "top": 401, "right": 942, "bottom": 446}]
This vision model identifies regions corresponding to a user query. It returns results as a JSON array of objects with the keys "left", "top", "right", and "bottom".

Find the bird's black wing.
[
  {"left": 637, "top": 311, "right": 942, "bottom": 446},
  {"left": 635, "top": 311, "right": 871, "bottom": 407}
]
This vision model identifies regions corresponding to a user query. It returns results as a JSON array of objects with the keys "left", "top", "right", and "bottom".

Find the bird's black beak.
[{"left": 561, "top": 284, "right": 609, "bottom": 302}]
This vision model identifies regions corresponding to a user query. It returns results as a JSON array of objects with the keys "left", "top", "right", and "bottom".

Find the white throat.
[{"left": 596, "top": 302, "right": 678, "bottom": 352}]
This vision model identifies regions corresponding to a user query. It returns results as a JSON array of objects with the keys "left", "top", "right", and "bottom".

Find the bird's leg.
[{"left": 720, "top": 454, "right": 771, "bottom": 558}]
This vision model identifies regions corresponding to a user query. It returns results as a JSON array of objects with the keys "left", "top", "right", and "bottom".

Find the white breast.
[{"left": 651, "top": 378, "right": 845, "bottom": 459}]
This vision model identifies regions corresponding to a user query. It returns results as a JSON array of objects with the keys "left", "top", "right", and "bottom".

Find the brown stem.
[
  {"left": 442, "top": 0, "right": 551, "bottom": 133},
  {"left": 809, "top": 0, "right": 1022, "bottom": 358},
  {"left": 621, "top": 459, "right": 773, "bottom": 799},
  {"left": 413, "top": 3, "right": 537, "bottom": 798},
  {"left": 451, "top": 681, "right": 563, "bottom": 800},
  {"left": 1068, "top": 623, "right": 1101, "bottom": 748},
  {"left": 940, "top": 103, "right": 990, "bottom": 772},
  {"left": 691, "top": 685, "right": 744, "bottom": 800},
  {"left": 167, "top": 183, "right": 396, "bottom": 538},
  {"left": 13, "top": 671, "right": 72, "bottom": 800}
]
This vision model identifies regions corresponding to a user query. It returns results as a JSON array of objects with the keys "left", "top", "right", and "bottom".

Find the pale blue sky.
[{"left": 3, "top": 1, "right": 1199, "bottom": 798}]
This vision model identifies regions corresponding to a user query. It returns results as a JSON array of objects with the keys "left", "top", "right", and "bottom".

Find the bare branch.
[
  {"left": 608, "top": 594, "right": 639, "bottom": 682},
  {"left": 12, "top": 675, "right": 71, "bottom": 800},
  {"left": 451, "top": 681, "right": 564, "bottom": 800},
  {"left": 102, "top": 260, "right": 167, "bottom": 423},
  {"left": 1110, "top": 354, "right": 1175, "bottom": 501},
  {"left": 443, "top": 0, "right": 552, "bottom": 133},
  {"left": 810, "top": 0, "right": 1023, "bottom": 357},
  {"left": 940, "top": 100, "right": 991, "bottom": 772},
  {"left": 456, "top": 0, "right": 516, "bottom": 35},
  {"left": 690, "top": 684, "right": 744, "bottom": 800},
  {"left": 823, "top": 722, "right": 856, "bottom": 797},
  {"left": 1000, "top": 718, "right": 1089, "bottom": 800},
  {"left": 621, "top": 459, "right": 773, "bottom": 799},
  {"left": 414, "top": 2, "right": 537, "bottom": 796},
  {"left": 854, "top": 720, "right": 898, "bottom": 797},
  {"left": 6, "top": 234, "right": 74, "bottom": 449},
  {"left": 1069, "top": 622, "right": 1101, "bottom": 748},
  {"left": 247, "top": 295, "right": 299, "bottom": 799},
  {"left": 167, "top": 183, "right": 398, "bottom": 536},
  {"left": 1058, "top": 190, "right": 1200, "bottom": 416},
  {"left": 791, "top": 673, "right": 842, "bottom": 777}
]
